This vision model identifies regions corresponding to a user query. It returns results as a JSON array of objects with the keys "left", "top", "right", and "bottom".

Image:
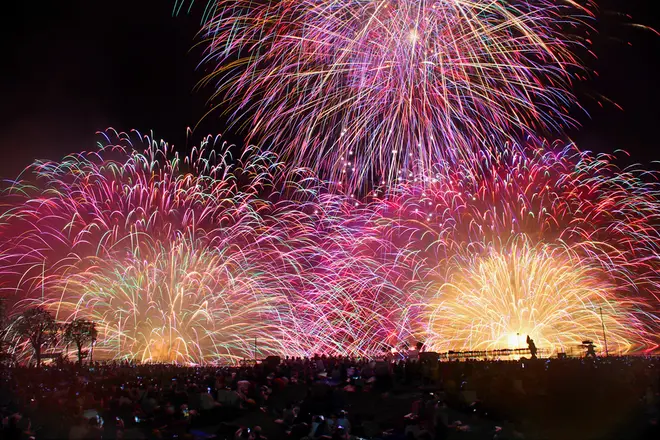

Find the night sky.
[{"left": 0, "top": 0, "right": 658, "bottom": 178}]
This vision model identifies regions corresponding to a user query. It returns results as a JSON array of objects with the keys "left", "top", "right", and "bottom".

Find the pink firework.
[
  {"left": 361, "top": 140, "right": 660, "bottom": 354},
  {"left": 0, "top": 130, "right": 418, "bottom": 361},
  {"left": 195, "top": 0, "right": 594, "bottom": 187}
]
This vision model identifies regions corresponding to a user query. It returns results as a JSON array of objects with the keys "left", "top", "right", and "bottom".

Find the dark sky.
[{"left": 0, "top": 0, "right": 658, "bottom": 178}]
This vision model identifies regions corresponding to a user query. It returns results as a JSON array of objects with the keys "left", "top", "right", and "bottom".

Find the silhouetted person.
[
  {"left": 526, "top": 335, "right": 537, "bottom": 359},
  {"left": 585, "top": 342, "right": 597, "bottom": 358}
]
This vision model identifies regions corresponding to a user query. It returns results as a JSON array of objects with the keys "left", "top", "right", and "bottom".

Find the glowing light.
[
  {"left": 507, "top": 333, "right": 526, "bottom": 349},
  {"left": 425, "top": 241, "right": 646, "bottom": 354},
  {"left": 408, "top": 28, "right": 419, "bottom": 44}
]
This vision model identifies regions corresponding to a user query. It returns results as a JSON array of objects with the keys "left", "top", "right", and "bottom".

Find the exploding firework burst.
[
  {"left": 426, "top": 239, "right": 649, "bottom": 354},
  {"left": 45, "top": 238, "right": 297, "bottom": 364},
  {"left": 0, "top": 130, "right": 309, "bottom": 363},
  {"left": 2, "top": 132, "right": 659, "bottom": 361},
  {"left": 0, "top": 130, "right": 419, "bottom": 361},
  {"left": 194, "top": 0, "right": 594, "bottom": 186},
  {"left": 280, "top": 197, "right": 422, "bottom": 356},
  {"left": 0, "top": 130, "right": 282, "bottom": 298},
  {"left": 365, "top": 141, "right": 660, "bottom": 354}
]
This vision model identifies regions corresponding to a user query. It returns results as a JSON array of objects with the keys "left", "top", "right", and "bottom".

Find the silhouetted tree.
[
  {"left": 63, "top": 318, "right": 98, "bottom": 366},
  {"left": 14, "top": 307, "right": 59, "bottom": 367}
]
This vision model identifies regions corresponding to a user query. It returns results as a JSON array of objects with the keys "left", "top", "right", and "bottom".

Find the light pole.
[
  {"left": 90, "top": 335, "right": 96, "bottom": 365},
  {"left": 599, "top": 307, "right": 609, "bottom": 357}
]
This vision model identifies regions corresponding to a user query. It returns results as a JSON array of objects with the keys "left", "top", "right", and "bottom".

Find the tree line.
[{"left": 0, "top": 304, "right": 97, "bottom": 367}]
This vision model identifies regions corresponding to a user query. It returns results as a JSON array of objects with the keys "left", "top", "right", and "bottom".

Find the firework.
[
  {"left": 0, "top": 130, "right": 308, "bottom": 363},
  {"left": 279, "top": 196, "right": 421, "bottom": 356},
  {"left": 0, "top": 130, "right": 418, "bottom": 361},
  {"left": 426, "top": 239, "right": 648, "bottom": 354},
  {"left": 47, "top": 238, "right": 298, "bottom": 364},
  {"left": 365, "top": 141, "right": 660, "bottom": 354},
  {"left": 2, "top": 132, "right": 659, "bottom": 361},
  {"left": 195, "top": 0, "right": 593, "bottom": 186}
]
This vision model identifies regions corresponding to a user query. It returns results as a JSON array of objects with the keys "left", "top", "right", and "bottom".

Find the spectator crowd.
[{"left": 1, "top": 354, "right": 658, "bottom": 440}]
